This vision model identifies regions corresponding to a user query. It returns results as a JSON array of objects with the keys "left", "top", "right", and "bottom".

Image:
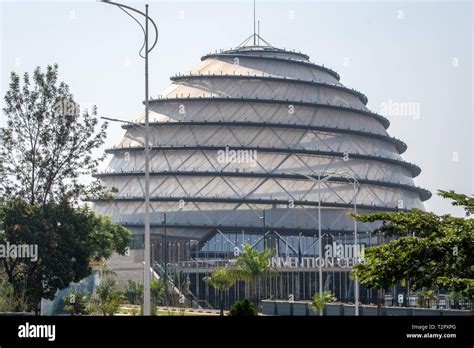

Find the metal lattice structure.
[{"left": 90, "top": 41, "right": 430, "bottom": 247}]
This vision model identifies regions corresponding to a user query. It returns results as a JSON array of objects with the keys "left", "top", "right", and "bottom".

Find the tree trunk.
[
  {"left": 219, "top": 291, "right": 224, "bottom": 316},
  {"left": 253, "top": 278, "right": 261, "bottom": 315},
  {"left": 377, "top": 289, "right": 382, "bottom": 316},
  {"left": 255, "top": 278, "right": 259, "bottom": 315}
]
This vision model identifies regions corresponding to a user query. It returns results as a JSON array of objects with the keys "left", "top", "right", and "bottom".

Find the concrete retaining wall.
[{"left": 262, "top": 300, "right": 470, "bottom": 316}]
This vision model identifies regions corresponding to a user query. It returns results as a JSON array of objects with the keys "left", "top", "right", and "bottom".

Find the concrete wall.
[
  {"left": 106, "top": 250, "right": 144, "bottom": 288},
  {"left": 262, "top": 300, "right": 470, "bottom": 316}
]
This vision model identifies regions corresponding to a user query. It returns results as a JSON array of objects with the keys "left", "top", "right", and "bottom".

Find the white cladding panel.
[
  {"left": 190, "top": 57, "right": 339, "bottom": 85},
  {"left": 94, "top": 46, "right": 428, "bottom": 235}
]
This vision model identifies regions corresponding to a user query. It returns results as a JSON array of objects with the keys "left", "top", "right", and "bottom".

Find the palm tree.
[
  {"left": 204, "top": 268, "right": 235, "bottom": 316},
  {"left": 234, "top": 242, "right": 275, "bottom": 314},
  {"left": 310, "top": 291, "right": 335, "bottom": 316},
  {"left": 92, "top": 265, "right": 124, "bottom": 316}
]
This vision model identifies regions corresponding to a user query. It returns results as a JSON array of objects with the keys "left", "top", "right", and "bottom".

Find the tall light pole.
[
  {"left": 331, "top": 171, "right": 360, "bottom": 315},
  {"left": 162, "top": 212, "right": 168, "bottom": 305},
  {"left": 99, "top": 0, "right": 158, "bottom": 316},
  {"left": 350, "top": 176, "right": 360, "bottom": 316},
  {"left": 292, "top": 171, "right": 359, "bottom": 314},
  {"left": 292, "top": 171, "right": 332, "bottom": 302},
  {"left": 260, "top": 210, "right": 266, "bottom": 249}
]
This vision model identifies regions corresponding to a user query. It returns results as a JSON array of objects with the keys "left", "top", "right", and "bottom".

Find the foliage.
[
  {"left": 165, "top": 269, "right": 190, "bottom": 307},
  {"left": 0, "top": 64, "right": 129, "bottom": 313},
  {"left": 416, "top": 289, "right": 436, "bottom": 308},
  {"left": 351, "top": 190, "right": 474, "bottom": 303},
  {"left": 151, "top": 278, "right": 166, "bottom": 308},
  {"left": 204, "top": 268, "right": 236, "bottom": 292},
  {"left": 436, "top": 277, "right": 474, "bottom": 302},
  {"left": 124, "top": 280, "right": 143, "bottom": 305},
  {"left": 234, "top": 242, "right": 275, "bottom": 280},
  {"left": 438, "top": 190, "right": 474, "bottom": 216},
  {"left": 1, "top": 64, "right": 109, "bottom": 204},
  {"left": 91, "top": 267, "right": 124, "bottom": 316},
  {"left": 204, "top": 268, "right": 235, "bottom": 316},
  {"left": 0, "top": 282, "right": 28, "bottom": 312},
  {"left": 233, "top": 242, "right": 275, "bottom": 312},
  {"left": 0, "top": 198, "right": 131, "bottom": 312},
  {"left": 310, "top": 291, "right": 336, "bottom": 316},
  {"left": 63, "top": 289, "right": 90, "bottom": 316},
  {"left": 228, "top": 298, "right": 255, "bottom": 316}
]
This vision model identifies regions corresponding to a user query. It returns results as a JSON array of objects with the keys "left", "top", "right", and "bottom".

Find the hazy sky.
[{"left": 1, "top": 0, "right": 472, "bottom": 216}]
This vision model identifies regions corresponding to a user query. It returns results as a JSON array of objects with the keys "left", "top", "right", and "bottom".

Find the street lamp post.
[
  {"left": 292, "top": 172, "right": 331, "bottom": 302},
  {"left": 99, "top": 0, "right": 158, "bottom": 316},
  {"left": 260, "top": 210, "right": 266, "bottom": 249},
  {"left": 292, "top": 171, "right": 360, "bottom": 314},
  {"left": 351, "top": 178, "right": 360, "bottom": 315},
  {"left": 317, "top": 173, "right": 322, "bottom": 299},
  {"left": 162, "top": 212, "right": 168, "bottom": 305}
]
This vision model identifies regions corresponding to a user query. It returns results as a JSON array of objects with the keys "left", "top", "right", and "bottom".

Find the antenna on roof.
[
  {"left": 236, "top": 1, "right": 273, "bottom": 49},
  {"left": 258, "top": 20, "right": 260, "bottom": 46},
  {"left": 253, "top": 0, "right": 256, "bottom": 45}
]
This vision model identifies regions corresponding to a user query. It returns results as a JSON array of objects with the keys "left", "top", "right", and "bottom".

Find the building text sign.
[{"left": 269, "top": 242, "right": 365, "bottom": 269}]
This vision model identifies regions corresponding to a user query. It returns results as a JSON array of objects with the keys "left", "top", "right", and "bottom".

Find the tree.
[
  {"left": 351, "top": 190, "right": 474, "bottom": 314},
  {"left": 233, "top": 242, "right": 275, "bottom": 313},
  {"left": 310, "top": 291, "right": 335, "bottom": 316},
  {"left": 63, "top": 289, "right": 90, "bottom": 316},
  {"left": 1, "top": 64, "right": 108, "bottom": 205},
  {"left": 438, "top": 190, "right": 474, "bottom": 216},
  {"left": 0, "top": 198, "right": 131, "bottom": 313},
  {"left": 228, "top": 298, "right": 255, "bottom": 316},
  {"left": 204, "top": 268, "right": 235, "bottom": 316},
  {"left": 416, "top": 289, "right": 436, "bottom": 309},
  {"left": 0, "top": 64, "right": 129, "bottom": 314}
]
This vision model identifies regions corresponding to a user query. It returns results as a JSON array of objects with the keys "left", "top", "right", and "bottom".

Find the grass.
[{"left": 118, "top": 305, "right": 216, "bottom": 316}]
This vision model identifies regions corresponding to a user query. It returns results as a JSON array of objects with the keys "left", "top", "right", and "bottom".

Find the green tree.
[
  {"left": 63, "top": 289, "right": 90, "bottom": 316},
  {"left": 446, "top": 290, "right": 464, "bottom": 309},
  {"left": 233, "top": 242, "right": 275, "bottom": 313},
  {"left": 310, "top": 291, "right": 335, "bottom": 316},
  {"left": 416, "top": 289, "right": 436, "bottom": 309},
  {"left": 438, "top": 190, "right": 474, "bottom": 216},
  {"left": 0, "top": 64, "right": 128, "bottom": 314},
  {"left": 1, "top": 64, "right": 108, "bottom": 204},
  {"left": 351, "top": 190, "right": 474, "bottom": 314},
  {"left": 204, "top": 268, "right": 235, "bottom": 316},
  {"left": 0, "top": 198, "right": 131, "bottom": 313}
]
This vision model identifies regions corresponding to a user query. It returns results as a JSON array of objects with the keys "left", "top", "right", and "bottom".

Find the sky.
[{"left": 0, "top": 0, "right": 472, "bottom": 216}]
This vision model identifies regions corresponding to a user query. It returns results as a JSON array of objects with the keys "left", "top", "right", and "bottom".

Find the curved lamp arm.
[{"left": 100, "top": 0, "right": 159, "bottom": 53}]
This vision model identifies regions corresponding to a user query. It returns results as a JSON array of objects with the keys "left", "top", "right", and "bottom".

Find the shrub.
[
  {"left": 93, "top": 278, "right": 125, "bottom": 316},
  {"left": 228, "top": 298, "right": 255, "bottom": 316},
  {"left": 311, "top": 291, "right": 336, "bottom": 316},
  {"left": 90, "top": 267, "right": 125, "bottom": 316},
  {"left": 63, "top": 290, "right": 90, "bottom": 316},
  {"left": 124, "top": 280, "right": 143, "bottom": 305}
]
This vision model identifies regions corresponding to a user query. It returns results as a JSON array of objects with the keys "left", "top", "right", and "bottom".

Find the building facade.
[{"left": 91, "top": 38, "right": 430, "bottom": 308}]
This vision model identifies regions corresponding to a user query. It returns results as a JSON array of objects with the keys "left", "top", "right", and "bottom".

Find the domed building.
[{"left": 91, "top": 36, "right": 430, "bottom": 306}]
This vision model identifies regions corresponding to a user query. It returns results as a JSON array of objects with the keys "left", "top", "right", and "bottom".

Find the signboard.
[{"left": 269, "top": 242, "right": 365, "bottom": 269}]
